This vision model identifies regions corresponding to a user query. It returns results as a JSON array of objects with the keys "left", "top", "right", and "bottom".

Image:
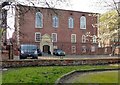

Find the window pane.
[
  {"left": 35, "top": 33, "right": 41, "bottom": 42},
  {"left": 80, "top": 16, "right": 86, "bottom": 29},
  {"left": 71, "top": 34, "right": 76, "bottom": 43},
  {"left": 82, "top": 35, "right": 86, "bottom": 43},
  {"left": 35, "top": 12, "right": 43, "bottom": 28},
  {"left": 53, "top": 16, "right": 58, "bottom": 28},
  {"left": 91, "top": 46, "right": 95, "bottom": 52},
  {"left": 82, "top": 46, "right": 86, "bottom": 53},
  {"left": 93, "top": 35, "right": 97, "bottom": 43},
  {"left": 52, "top": 33, "right": 57, "bottom": 42},
  {"left": 71, "top": 46, "right": 76, "bottom": 53},
  {"left": 68, "top": 17, "right": 74, "bottom": 28}
]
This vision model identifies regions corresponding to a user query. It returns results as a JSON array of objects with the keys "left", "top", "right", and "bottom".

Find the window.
[
  {"left": 105, "top": 48, "right": 107, "bottom": 53},
  {"left": 53, "top": 46, "right": 58, "bottom": 49},
  {"left": 71, "top": 46, "right": 76, "bottom": 53},
  {"left": 52, "top": 33, "right": 57, "bottom": 42},
  {"left": 91, "top": 46, "right": 95, "bottom": 52},
  {"left": 35, "top": 32, "right": 41, "bottom": 42},
  {"left": 92, "top": 35, "right": 97, "bottom": 43},
  {"left": 80, "top": 16, "right": 86, "bottom": 29},
  {"left": 82, "top": 46, "right": 86, "bottom": 53},
  {"left": 82, "top": 35, "right": 86, "bottom": 43},
  {"left": 35, "top": 12, "right": 43, "bottom": 28},
  {"left": 71, "top": 34, "right": 76, "bottom": 43},
  {"left": 53, "top": 16, "right": 59, "bottom": 28},
  {"left": 68, "top": 17, "right": 74, "bottom": 28}
]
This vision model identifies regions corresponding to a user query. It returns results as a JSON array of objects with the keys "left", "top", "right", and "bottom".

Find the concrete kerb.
[
  {"left": 0, "top": 50, "right": 2, "bottom": 85},
  {"left": 55, "top": 70, "right": 76, "bottom": 85},
  {"left": 55, "top": 68, "right": 120, "bottom": 84}
]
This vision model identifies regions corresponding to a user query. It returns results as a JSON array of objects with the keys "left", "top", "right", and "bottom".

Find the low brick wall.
[
  {"left": 97, "top": 47, "right": 112, "bottom": 55},
  {"left": 1, "top": 58, "right": 120, "bottom": 68},
  {"left": 1, "top": 50, "right": 9, "bottom": 60}
]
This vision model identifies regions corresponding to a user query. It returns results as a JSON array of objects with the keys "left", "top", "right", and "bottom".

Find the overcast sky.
[
  {"left": 1, "top": 0, "right": 119, "bottom": 13},
  {"left": 1, "top": 0, "right": 119, "bottom": 39}
]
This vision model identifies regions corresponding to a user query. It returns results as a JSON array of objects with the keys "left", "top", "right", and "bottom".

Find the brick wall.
[
  {"left": 12, "top": 5, "right": 98, "bottom": 55},
  {"left": 97, "top": 47, "right": 112, "bottom": 55},
  {"left": 1, "top": 58, "right": 120, "bottom": 68}
]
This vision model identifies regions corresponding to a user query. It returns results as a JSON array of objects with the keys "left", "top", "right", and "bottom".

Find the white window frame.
[
  {"left": 35, "top": 12, "right": 43, "bottom": 28},
  {"left": 52, "top": 33, "right": 57, "bottom": 42},
  {"left": 92, "top": 35, "right": 97, "bottom": 43},
  {"left": 68, "top": 17, "right": 74, "bottom": 28},
  {"left": 82, "top": 35, "right": 86, "bottom": 43},
  {"left": 53, "top": 16, "right": 59, "bottom": 28},
  {"left": 80, "top": 16, "right": 86, "bottom": 29},
  {"left": 71, "top": 34, "right": 76, "bottom": 43},
  {"left": 35, "top": 32, "right": 41, "bottom": 42},
  {"left": 71, "top": 46, "right": 76, "bottom": 53}
]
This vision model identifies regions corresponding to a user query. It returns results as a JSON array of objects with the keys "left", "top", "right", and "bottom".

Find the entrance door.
[{"left": 43, "top": 45, "right": 50, "bottom": 54}]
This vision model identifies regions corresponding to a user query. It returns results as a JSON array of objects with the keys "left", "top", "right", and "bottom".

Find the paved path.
[
  {"left": 38, "top": 55, "right": 119, "bottom": 60},
  {"left": 11, "top": 54, "right": 119, "bottom": 60}
]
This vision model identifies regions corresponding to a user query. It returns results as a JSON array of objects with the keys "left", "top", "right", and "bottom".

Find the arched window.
[
  {"left": 53, "top": 16, "right": 59, "bottom": 28},
  {"left": 68, "top": 17, "right": 74, "bottom": 28},
  {"left": 92, "top": 35, "right": 97, "bottom": 43},
  {"left": 82, "top": 35, "right": 86, "bottom": 43},
  {"left": 80, "top": 16, "right": 86, "bottom": 29},
  {"left": 35, "top": 12, "right": 43, "bottom": 28}
]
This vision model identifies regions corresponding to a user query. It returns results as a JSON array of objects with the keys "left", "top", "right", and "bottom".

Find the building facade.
[
  {"left": 0, "top": 4, "right": 7, "bottom": 51},
  {"left": 12, "top": 5, "right": 98, "bottom": 55}
]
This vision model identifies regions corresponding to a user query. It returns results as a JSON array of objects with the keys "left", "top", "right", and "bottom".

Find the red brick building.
[{"left": 12, "top": 5, "right": 98, "bottom": 55}]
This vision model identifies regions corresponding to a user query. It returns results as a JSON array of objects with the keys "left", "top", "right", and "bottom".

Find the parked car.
[
  {"left": 53, "top": 49, "right": 65, "bottom": 56},
  {"left": 19, "top": 44, "right": 38, "bottom": 59},
  {"left": 37, "top": 48, "right": 42, "bottom": 56}
]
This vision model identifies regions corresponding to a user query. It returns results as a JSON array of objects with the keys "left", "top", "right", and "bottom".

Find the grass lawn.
[
  {"left": 72, "top": 71, "right": 118, "bottom": 83},
  {"left": 0, "top": 72, "right": 2, "bottom": 85},
  {"left": 2, "top": 65, "right": 119, "bottom": 84}
]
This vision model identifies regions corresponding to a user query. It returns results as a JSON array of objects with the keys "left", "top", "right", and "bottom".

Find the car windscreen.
[
  {"left": 57, "top": 49, "right": 63, "bottom": 52},
  {"left": 21, "top": 45, "right": 37, "bottom": 51}
]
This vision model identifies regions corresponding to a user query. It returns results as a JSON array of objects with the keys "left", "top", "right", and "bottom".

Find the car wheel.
[
  {"left": 20, "top": 57, "right": 23, "bottom": 59},
  {"left": 20, "top": 56, "right": 26, "bottom": 59},
  {"left": 32, "top": 56, "right": 38, "bottom": 59}
]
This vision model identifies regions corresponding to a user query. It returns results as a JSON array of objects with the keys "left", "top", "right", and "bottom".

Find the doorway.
[
  {"left": 40, "top": 34, "right": 53, "bottom": 55},
  {"left": 43, "top": 45, "right": 50, "bottom": 54}
]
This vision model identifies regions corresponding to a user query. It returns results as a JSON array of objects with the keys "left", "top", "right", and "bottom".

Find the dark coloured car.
[
  {"left": 53, "top": 49, "right": 65, "bottom": 56},
  {"left": 37, "top": 49, "right": 42, "bottom": 56},
  {"left": 19, "top": 44, "right": 38, "bottom": 59}
]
